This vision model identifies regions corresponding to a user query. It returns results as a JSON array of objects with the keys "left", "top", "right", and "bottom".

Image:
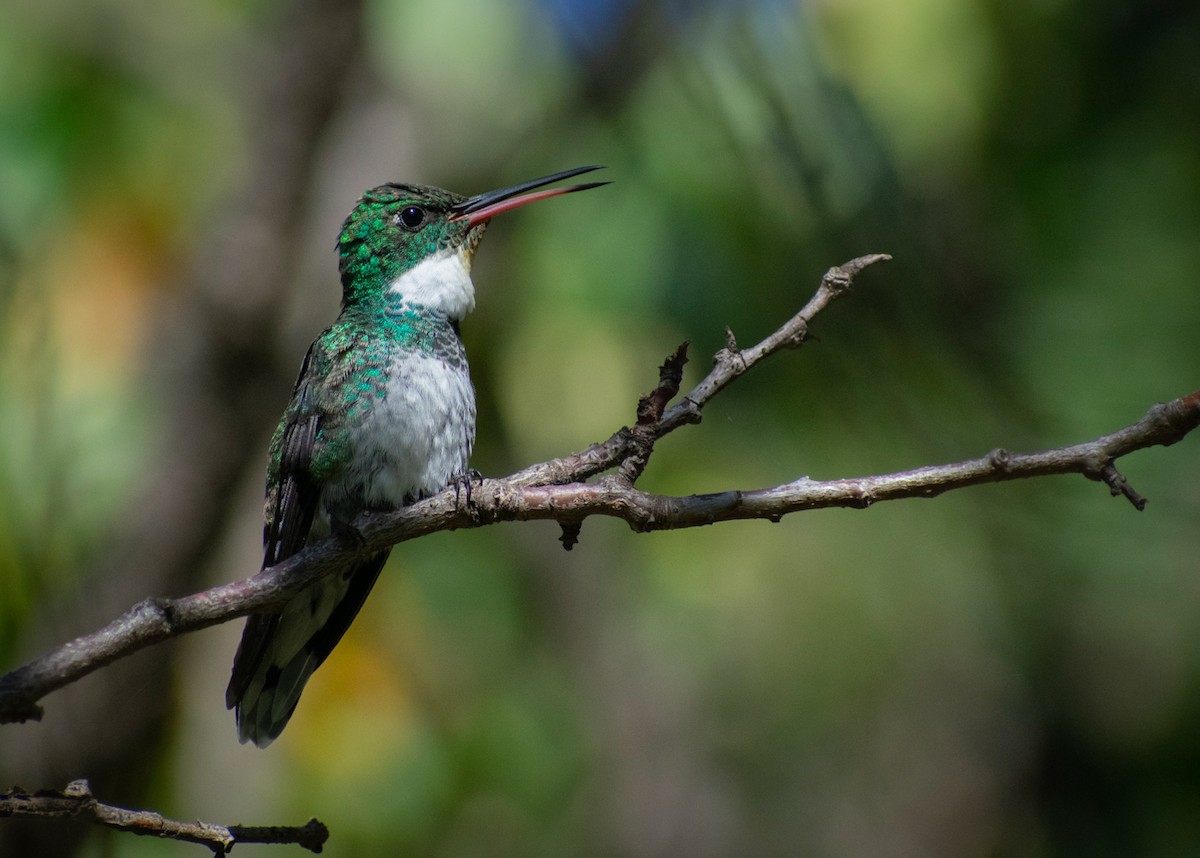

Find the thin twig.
[
  {"left": 0, "top": 781, "right": 327, "bottom": 856},
  {"left": 507, "top": 254, "right": 891, "bottom": 487}
]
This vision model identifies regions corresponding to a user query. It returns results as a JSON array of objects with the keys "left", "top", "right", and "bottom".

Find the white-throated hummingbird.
[{"left": 227, "top": 166, "right": 606, "bottom": 746}]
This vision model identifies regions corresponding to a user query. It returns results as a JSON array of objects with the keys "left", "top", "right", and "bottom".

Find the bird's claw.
[{"left": 450, "top": 469, "right": 484, "bottom": 509}]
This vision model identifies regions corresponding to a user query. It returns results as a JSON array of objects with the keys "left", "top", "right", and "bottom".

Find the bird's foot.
[{"left": 449, "top": 469, "right": 484, "bottom": 511}]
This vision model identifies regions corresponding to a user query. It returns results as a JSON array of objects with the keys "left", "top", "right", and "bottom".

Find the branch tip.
[
  {"left": 559, "top": 521, "right": 582, "bottom": 551},
  {"left": 821, "top": 254, "right": 890, "bottom": 295},
  {"left": 637, "top": 342, "right": 690, "bottom": 426},
  {"left": 843, "top": 253, "right": 892, "bottom": 274},
  {"left": 1099, "top": 463, "right": 1148, "bottom": 510},
  {"left": 228, "top": 818, "right": 330, "bottom": 853}
]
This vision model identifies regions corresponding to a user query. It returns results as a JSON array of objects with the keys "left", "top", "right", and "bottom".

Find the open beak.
[{"left": 449, "top": 165, "right": 607, "bottom": 227}]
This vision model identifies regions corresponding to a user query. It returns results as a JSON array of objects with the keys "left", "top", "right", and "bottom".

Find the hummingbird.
[{"left": 226, "top": 165, "right": 606, "bottom": 746}]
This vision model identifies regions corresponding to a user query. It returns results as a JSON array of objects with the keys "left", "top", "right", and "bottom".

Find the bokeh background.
[{"left": 1, "top": 0, "right": 1198, "bottom": 855}]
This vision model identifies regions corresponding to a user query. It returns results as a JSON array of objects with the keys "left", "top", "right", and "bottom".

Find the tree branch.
[
  {"left": 0, "top": 781, "right": 327, "bottom": 856},
  {"left": 506, "top": 253, "right": 889, "bottom": 488},
  {"left": 2, "top": 254, "right": 1197, "bottom": 731}
]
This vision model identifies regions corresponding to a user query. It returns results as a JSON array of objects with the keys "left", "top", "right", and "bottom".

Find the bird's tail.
[{"left": 226, "top": 550, "right": 390, "bottom": 747}]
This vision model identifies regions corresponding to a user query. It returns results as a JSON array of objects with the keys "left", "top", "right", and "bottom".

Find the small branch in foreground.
[{"left": 0, "top": 781, "right": 327, "bottom": 856}]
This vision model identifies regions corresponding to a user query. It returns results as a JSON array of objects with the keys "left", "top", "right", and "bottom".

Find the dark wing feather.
[
  {"left": 226, "top": 344, "right": 323, "bottom": 709},
  {"left": 266, "top": 412, "right": 321, "bottom": 565}
]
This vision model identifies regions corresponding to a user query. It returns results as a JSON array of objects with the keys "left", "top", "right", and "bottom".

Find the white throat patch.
[{"left": 387, "top": 249, "right": 476, "bottom": 319}]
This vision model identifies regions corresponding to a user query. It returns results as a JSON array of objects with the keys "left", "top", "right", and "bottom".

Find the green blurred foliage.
[{"left": 4, "top": 0, "right": 1199, "bottom": 855}]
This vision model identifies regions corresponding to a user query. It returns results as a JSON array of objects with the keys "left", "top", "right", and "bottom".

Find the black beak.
[{"left": 449, "top": 165, "right": 607, "bottom": 225}]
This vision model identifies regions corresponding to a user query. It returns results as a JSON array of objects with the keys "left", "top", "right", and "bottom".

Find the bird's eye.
[{"left": 397, "top": 206, "right": 425, "bottom": 230}]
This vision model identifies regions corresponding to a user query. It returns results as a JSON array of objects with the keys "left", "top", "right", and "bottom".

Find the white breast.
[
  {"left": 363, "top": 351, "right": 475, "bottom": 506},
  {"left": 316, "top": 350, "right": 476, "bottom": 520},
  {"left": 387, "top": 249, "right": 476, "bottom": 319}
]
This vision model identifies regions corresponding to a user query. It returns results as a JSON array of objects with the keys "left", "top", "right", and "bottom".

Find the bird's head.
[{"left": 337, "top": 166, "right": 605, "bottom": 317}]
